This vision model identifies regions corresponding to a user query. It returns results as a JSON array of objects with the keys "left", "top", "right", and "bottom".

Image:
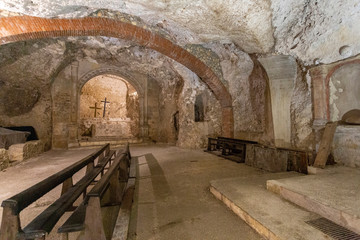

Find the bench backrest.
[
  {"left": 0, "top": 144, "right": 111, "bottom": 240},
  {"left": 1, "top": 144, "right": 109, "bottom": 215}
]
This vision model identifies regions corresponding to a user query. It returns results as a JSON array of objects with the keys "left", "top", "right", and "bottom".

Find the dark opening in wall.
[
  {"left": 194, "top": 94, "right": 205, "bottom": 122},
  {"left": 3, "top": 126, "right": 38, "bottom": 141},
  {"left": 173, "top": 111, "right": 179, "bottom": 139}
]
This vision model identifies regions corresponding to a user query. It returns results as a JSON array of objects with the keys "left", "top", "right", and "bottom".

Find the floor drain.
[{"left": 306, "top": 217, "right": 360, "bottom": 240}]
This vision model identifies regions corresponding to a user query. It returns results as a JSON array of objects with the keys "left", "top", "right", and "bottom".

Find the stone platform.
[
  {"left": 267, "top": 166, "right": 360, "bottom": 235},
  {"left": 210, "top": 172, "right": 333, "bottom": 240}
]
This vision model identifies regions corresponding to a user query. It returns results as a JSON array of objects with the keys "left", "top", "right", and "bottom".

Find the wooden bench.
[
  {"left": 57, "top": 147, "right": 131, "bottom": 240},
  {"left": 0, "top": 143, "right": 119, "bottom": 240},
  {"left": 206, "top": 137, "right": 257, "bottom": 163}
]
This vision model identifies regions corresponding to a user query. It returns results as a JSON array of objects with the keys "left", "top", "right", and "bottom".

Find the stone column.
[
  {"left": 140, "top": 76, "right": 149, "bottom": 139},
  {"left": 68, "top": 61, "right": 80, "bottom": 147},
  {"left": 259, "top": 55, "right": 296, "bottom": 148},
  {"left": 309, "top": 66, "right": 328, "bottom": 129}
]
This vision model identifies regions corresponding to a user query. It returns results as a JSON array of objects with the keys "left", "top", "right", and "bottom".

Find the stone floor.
[
  {"left": 267, "top": 165, "right": 360, "bottom": 235},
  {"left": 0, "top": 144, "right": 265, "bottom": 240},
  {"left": 128, "top": 145, "right": 265, "bottom": 240}
]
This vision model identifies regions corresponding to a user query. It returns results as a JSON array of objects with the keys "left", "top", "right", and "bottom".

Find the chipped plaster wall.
[{"left": 329, "top": 63, "right": 360, "bottom": 122}]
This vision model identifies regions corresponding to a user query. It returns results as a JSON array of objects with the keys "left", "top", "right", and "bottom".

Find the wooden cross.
[
  {"left": 101, "top": 97, "right": 110, "bottom": 117},
  {"left": 89, "top": 103, "right": 102, "bottom": 117}
]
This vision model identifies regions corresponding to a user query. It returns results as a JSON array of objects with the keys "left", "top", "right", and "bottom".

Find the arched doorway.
[{"left": 79, "top": 74, "right": 140, "bottom": 141}]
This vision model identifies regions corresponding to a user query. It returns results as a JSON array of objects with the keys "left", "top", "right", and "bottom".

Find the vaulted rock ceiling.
[{"left": 0, "top": 0, "right": 359, "bottom": 65}]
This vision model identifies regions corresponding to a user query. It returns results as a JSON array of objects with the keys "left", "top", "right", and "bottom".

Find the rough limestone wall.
[
  {"left": 290, "top": 64, "right": 313, "bottom": 150},
  {"left": 155, "top": 60, "right": 184, "bottom": 143},
  {"left": 208, "top": 44, "right": 272, "bottom": 143},
  {"left": 271, "top": 0, "right": 360, "bottom": 65},
  {"left": 174, "top": 63, "right": 222, "bottom": 149},
  {"left": 146, "top": 77, "right": 161, "bottom": 142},
  {"left": 0, "top": 40, "right": 67, "bottom": 150}
]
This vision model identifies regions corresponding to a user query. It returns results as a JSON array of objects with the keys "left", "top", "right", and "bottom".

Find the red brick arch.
[{"left": 0, "top": 16, "right": 234, "bottom": 137}]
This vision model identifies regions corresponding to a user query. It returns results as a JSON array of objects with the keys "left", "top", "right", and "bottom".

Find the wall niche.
[{"left": 79, "top": 74, "right": 140, "bottom": 139}]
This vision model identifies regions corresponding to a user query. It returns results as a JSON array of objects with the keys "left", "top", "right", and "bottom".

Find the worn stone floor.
[
  {"left": 0, "top": 144, "right": 266, "bottom": 239},
  {"left": 128, "top": 144, "right": 264, "bottom": 240}
]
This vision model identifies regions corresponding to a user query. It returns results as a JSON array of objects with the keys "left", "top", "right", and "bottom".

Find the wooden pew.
[
  {"left": 206, "top": 137, "right": 257, "bottom": 163},
  {"left": 58, "top": 148, "right": 131, "bottom": 240},
  {"left": 0, "top": 144, "right": 115, "bottom": 240}
]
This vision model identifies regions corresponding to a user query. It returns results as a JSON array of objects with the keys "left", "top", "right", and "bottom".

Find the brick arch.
[
  {"left": 325, "top": 59, "right": 360, "bottom": 120},
  {"left": 0, "top": 16, "right": 234, "bottom": 137}
]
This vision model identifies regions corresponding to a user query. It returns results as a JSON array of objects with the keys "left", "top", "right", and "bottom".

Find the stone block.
[
  {"left": 245, "top": 144, "right": 288, "bottom": 172},
  {"left": 332, "top": 125, "right": 360, "bottom": 168},
  {"left": 8, "top": 143, "right": 25, "bottom": 161},
  {"left": 0, "top": 148, "right": 9, "bottom": 170},
  {"left": 23, "top": 140, "right": 44, "bottom": 159},
  {"left": 8, "top": 140, "right": 44, "bottom": 162}
]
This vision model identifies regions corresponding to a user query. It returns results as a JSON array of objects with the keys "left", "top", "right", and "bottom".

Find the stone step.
[
  {"left": 73, "top": 138, "right": 143, "bottom": 148},
  {"left": 210, "top": 172, "right": 331, "bottom": 240},
  {"left": 267, "top": 166, "right": 360, "bottom": 235}
]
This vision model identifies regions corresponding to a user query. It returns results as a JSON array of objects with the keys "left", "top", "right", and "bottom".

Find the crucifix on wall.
[
  {"left": 101, "top": 97, "right": 110, "bottom": 117},
  {"left": 89, "top": 102, "right": 102, "bottom": 117}
]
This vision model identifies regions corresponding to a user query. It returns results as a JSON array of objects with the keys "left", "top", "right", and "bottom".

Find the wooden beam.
[{"left": 313, "top": 122, "right": 338, "bottom": 168}]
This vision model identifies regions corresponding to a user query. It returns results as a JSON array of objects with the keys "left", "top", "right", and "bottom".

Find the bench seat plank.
[
  {"left": 58, "top": 151, "right": 130, "bottom": 234},
  {"left": 1, "top": 144, "right": 110, "bottom": 215},
  {"left": 20, "top": 152, "right": 115, "bottom": 238}
]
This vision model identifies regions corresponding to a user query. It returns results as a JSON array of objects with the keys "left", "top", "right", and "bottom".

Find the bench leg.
[
  {"left": 61, "top": 177, "right": 73, "bottom": 196},
  {"left": 110, "top": 169, "right": 122, "bottom": 204},
  {"left": 86, "top": 162, "right": 94, "bottom": 174},
  {"left": 0, "top": 207, "right": 20, "bottom": 240},
  {"left": 78, "top": 197, "right": 106, "bottom": 240}
]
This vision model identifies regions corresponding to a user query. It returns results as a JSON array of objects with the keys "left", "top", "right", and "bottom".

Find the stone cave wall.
[
  {"left": 0, "top": 36, "right": 329, "bottom": 152},
  {"left": 0, "top": 40, "right": 68, "bottom": 150},
  {"left": 206, "top": 44, "right": 275, "bottom": 145},
  {"left": 174, "top": 64, "right": 222, "bottom": 149}
]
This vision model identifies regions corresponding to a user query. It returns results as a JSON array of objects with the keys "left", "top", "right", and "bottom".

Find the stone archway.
[
  {"left": 79, "top": 74, "right": 140, "bottom": 140},
  {"left": 77, "top": 68, "right": 149, "bottom": 141},
  {"left": 0, "top": 15, "right": 233, "bottom": 137},
  {"left": 51, "top": 63, "right": 150, "bottom": 148}
]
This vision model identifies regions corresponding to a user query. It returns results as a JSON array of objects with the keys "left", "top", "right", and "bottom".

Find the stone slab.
[
  {"left": 210, "top": 172, "right": 331, "bottom": 240},
  {"left": 267, "top": 166, "right": 360, "bottom": 235},
  {"left": 0, "top": 127, "right": 29, "bottom": 149},
  {"left": 7, "top": 140, "right": 44, "bottom": 162}
]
